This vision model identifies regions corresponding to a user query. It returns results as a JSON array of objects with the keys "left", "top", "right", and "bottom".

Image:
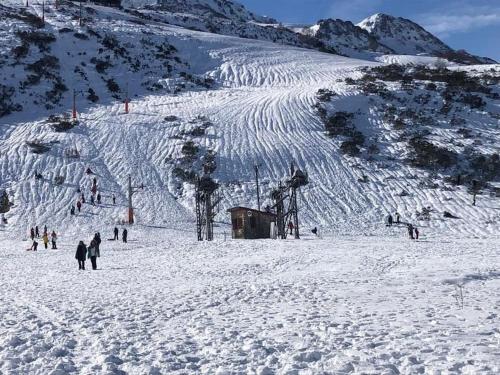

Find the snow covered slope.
[{"left": 0, "top": 1, "right": 499, "bottom": 241}]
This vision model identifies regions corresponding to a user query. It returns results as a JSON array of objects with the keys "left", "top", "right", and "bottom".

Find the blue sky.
[{"left": 238, "top": 0, "right": 500, "bottom": 61}]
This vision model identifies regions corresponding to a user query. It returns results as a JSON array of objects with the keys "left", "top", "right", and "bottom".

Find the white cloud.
[{"left": 422, "top": 10, "right": 500, "bottom": 36}]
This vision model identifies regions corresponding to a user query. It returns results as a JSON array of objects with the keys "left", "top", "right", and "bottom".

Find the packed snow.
[{"left": 1, "top": 228, "right": 500, "bottom": 374}]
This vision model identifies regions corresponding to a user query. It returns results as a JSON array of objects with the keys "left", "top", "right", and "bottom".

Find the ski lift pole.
[{"left": 127, "top": 174, "right": 144, "bottom": 224}]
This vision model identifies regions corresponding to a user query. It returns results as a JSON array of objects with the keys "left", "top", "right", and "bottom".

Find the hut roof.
[{"left": 226, "top": 206, "right": 276, "bottom": 217}]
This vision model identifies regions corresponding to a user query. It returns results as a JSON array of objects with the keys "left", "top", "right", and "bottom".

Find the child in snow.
[
  {"left": 42, "top": 233, "right": 49, "bottom": 249},
  {"left": 51, "top": 231, "right": 57, "bottom": 249},
  {"left": 29, "top": 240, "right": 38, "bottom": 251}
]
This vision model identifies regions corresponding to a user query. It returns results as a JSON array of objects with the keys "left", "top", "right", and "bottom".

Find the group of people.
[
  {"left": 75, "top": 232, "right": 101, "bottom": 270},
  {"left": 69, "top": 175, "right": 117, "bottom": 216},
  {"left": 114, "top": 227, "right": 128, "bottom": 243},
  {"left": 29, "top": 225, "right": 57, "bottom": 251},
  {"left": 386, "top": 212, "right": 420, "bottom": 240},
  {"left": 387, "top": 212, "right": 401, "bottom": 226}
]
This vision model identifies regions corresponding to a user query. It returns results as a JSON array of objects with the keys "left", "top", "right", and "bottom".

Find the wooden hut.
[{"left": 227, "top": 207, "right": 276, "bottom": 239}]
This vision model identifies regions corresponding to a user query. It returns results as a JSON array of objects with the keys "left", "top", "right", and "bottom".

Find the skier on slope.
[
  {"left": 388, "top": 214, "right": 393, "bottom": 226},
  {"left": 414, "top": 227, "right": 419, "bottom": 240},
  {"left": 97, "top": 192, "right": 101, "bottom": 205},
  {"left": 51, "top": 231, "right": 57, "bottom": 249},
  {"left": 112, "top": 194, "right": 116, "bottom": 205},
  {"left": 81, "top": 193, "right": 85, "bottom": 204},
  {"left": 70, "top": 205, "right": 75, "bottom": 215},
  {"left": 35, "top": 225, "right": 40, "bottom": 238},
  {"left": 113, "top": 227, "right": 119, "bottom": 241},
  {"left": 287, "top": 221, "right": 294, "bottom": 235},
  {"left": 75, "top": 241, "right": 87, "bottom": 270},
  {"left": 76, "top": 200, "right": 82, "bottom": 213},
  {"left": 122, "top": 228, "right": 128, "bottom": 243},
  {"left": 90, "top": 195, "right": 95, "bottom": 205},
  {"left": 30, "top": 227, "right": 35, "bottom": 240},
  {"left": 395, "top": 212, "right": 400, "bottom": 224}
]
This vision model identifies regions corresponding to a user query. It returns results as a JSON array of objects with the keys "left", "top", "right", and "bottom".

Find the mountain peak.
[{"left": 357, "top": 13, "right": 451, "bottom": 56}]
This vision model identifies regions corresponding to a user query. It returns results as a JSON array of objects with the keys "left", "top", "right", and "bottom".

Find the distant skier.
[
  {"left": 75, "top": 241, "right": 87, "bottom": 270},
  {"left": 44, "top": 225, "right": 47, "bottom": 235},
  {"left": 113, "top": 227, "right": 119, "bottom": 241},
  {"left": 414, "top": 227, "right": 419, "bottom": 240},
  {"left": 407, "top": 224, "right": 414, "bottom": 240},
  {"left": 112, "top": 194, "right": 116, "bottom": 205},
  {"left": 287, "top": 221, "right": 294, "bottom": 235},
  {"left": 51, "top": 231, "right": 57, "bottom": 249},
  {"left": 88, "top": 239, "right": 98, "bottom": 270},
  {"left": 70, "top": 205, "right": 75, "bottom": 215},
  {"left": 77, "top": 200, "right": 82, "bottom": 213},
  {"left": 81, "top": 193, "right": 85, "bottom": 204},
  {"left": 122, "top": 228, "right": 128, "bottom": 243},
  {"left": 90, "top": 195, "right": 95, "bottom": 205},
  {"left": 30, "top": 240, "right": 38, "bottom": 251},
  {"left": 42, "top": 232, "right": 49, "bottom": 249},
  {"left": 35, "top": 225, "right": 40, "bottom": 238},
  {"left": 388, "top": 214, "right": 393, "bottom": 226},
  {"left": 97, "top": 192, "right": 101, "bottom": 205},
  {"left": 395, "top": 212, "right": 400, "bottom": 224},
  {"left": 30, "top": 227, "right": 35, "bottom": 240}
]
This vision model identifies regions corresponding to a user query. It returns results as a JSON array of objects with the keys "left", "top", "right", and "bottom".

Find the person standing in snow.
[
  {"left": 90, "top": 194, "right": 95, "bottom": 205},
  {"left": 388, "top": 214, "right": 393, "bottom": 226},
  {"left": 414, "top": 227, "right": 419, "bottom": 240},
  {"left": 97, "top": 192, "right": 101, "bottom": 205},
  {"left": 395, "top": 212, "right": 400, "bottom": 224},
  {"left": 81, "top": 193, "right": 85, "bottom": 204},
  {"left": 30, "top": 227, "right": 35, "bottom": 240},
  {"left": 44, "top": 225, "right": 47, "bottom": 235},
  {"left": 407, "top": 224, "right": 414, "bottom": 240},
  {"left": 94, "top": 232, "right": 101, "bottom": 257},
  {"left": 112, "top": 194, "right": 116, "bottom": 205},
  {"left": 42, "top": 232, "right": 49, "bottom": 249},
  {"left": 122, "top": 228, "right": 128, "bottom": 243},
  {"left": 287, "top": 221, "right": 294, "bottom": 235},
  {"left": 75, "top": 241, "right": 87, "bottom": 270},
  {"left": 35, "top": 226, "right": 40, "bottom": 238},
  {"left": 113, "top": 227, "right": 119, "bottom": 241},
  {"left": 70, "top": 205, "right": 75, "bottom": 215},
  {"left": 88, "top": 239, "right": 98, "bottom": 270},
  {"left": 51, "top": 231, "right": 57, "bottom": 249},
  {"left": 77, "top": 200, "right": 82, "bottom": 213}
]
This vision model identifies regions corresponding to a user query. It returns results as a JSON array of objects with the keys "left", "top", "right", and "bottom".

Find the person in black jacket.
[
  {"left": 75, "top": 241, "right": 87, "bottom": 270},
  {"left": 122, "top": 228, "right": 128, "bottom": 243},
  {"left": 113, "top": 227, "right": 119, "bottom": 241}
]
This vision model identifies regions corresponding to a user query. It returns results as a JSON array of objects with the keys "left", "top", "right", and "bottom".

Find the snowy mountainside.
[
  {"left": 300, "top": 19, "right": 393, "bottom": 59},
  {"left": 357, "top": 13, "right": 496, "bottom": 64},
  {"left": 357, "top": 13, "right": 451, "bottom": 56},
  {"left": 0, "top": 1, "right": 499, "bottom": 240}
]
